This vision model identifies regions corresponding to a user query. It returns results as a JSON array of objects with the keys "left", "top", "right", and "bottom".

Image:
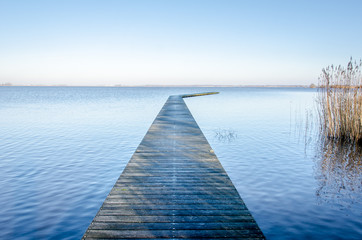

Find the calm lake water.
[{"left": 0, "top": 86, "right": 361, "bottom": 239}]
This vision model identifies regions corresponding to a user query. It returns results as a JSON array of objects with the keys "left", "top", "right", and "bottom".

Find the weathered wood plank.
[
  {"left": 109, "top": 189, "right": 239, "bottom": 195},
  {"left": 84, "top": 238, "right": 264, "bottom": 240},
  {"left": 100, "top": 204, "right": 247, "bottom": 210},
  {"left": 88, "top": 222, "right": 260, "bottom": 230},
  {"left": 82, "top": 94, "right": 265, "bottom": 239},
  {"left": 105, "top": 195, "right": 242, "bottom": 200},
  {"left": 84, "top": 229, "right": 263, "bottom": 239},
  {"left": 96, "top": 209, "right": 252, "bottom": 216},
  {"left": 102, "top": 199, "right": 245, "bottom": 205},
  {"left": 93, "top": 215, "right": 256, "bottom": 223}
]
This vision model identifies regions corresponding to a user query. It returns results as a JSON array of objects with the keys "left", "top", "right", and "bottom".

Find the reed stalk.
[{"left": 317, "top": 58, "right": 362, "bottom": 144}]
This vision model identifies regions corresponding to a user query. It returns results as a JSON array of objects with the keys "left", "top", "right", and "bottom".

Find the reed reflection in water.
[
  {"left": 313, "top": 139, "right": 361, "bottom": 208},
  {"left": 299, "top": 101, "right": 361, "bottom": 209}
]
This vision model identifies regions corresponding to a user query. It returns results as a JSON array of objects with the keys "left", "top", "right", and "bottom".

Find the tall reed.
[{"left": 317, "top": 58, "right": 362, "bottom": 144}]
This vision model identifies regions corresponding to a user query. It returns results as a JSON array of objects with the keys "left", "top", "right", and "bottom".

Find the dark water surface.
[{"left": 0, "top": 87, "right": 361, "bottom": 239}]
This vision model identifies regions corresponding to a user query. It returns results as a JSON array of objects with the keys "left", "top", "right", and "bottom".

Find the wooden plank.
[
  {"left": 92, "top": 215, "right": 256, "bottom": 223},
  {"left": 84, "top": 229, "right": 263, "bottom": 239},
  {"left": 84, "top": 238, "right": 263, "bottom": 240},
  {"left": 96, "top": 209, "right": 252, "bottom": 216},
  {"left": 82, "top": 94, "right": 265, "bottom": 239},
  {"left": 102, "top": 199, "right": 245, "bottom": 205},
  {"left": 84, "top": 230, "right": 264, "bottom": 239},
  {"left": 109, "top": 189, "right": 240, "bottom": 196},
  {"left": 88, "top": 222, "right": 260, "bottom": 230},
  {"left": 100, "top": 204, "right": 247, "bottom": 210}
]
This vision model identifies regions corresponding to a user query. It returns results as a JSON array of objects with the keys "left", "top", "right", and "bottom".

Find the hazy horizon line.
[{"left": 0, "top": 83, "right": 314, "bottom": 88}]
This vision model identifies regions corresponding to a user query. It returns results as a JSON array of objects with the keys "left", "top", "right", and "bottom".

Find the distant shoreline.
[{"left": 0, "top": 84, "right": 313, "bottom": 88}]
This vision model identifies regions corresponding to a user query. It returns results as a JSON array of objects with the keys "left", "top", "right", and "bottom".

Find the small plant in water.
[
  {"left": 214, "top": 128, "right": 238, "bottom": 142},
  {"left": 317, "top": 57, "right": 362, "bottom": 145}
]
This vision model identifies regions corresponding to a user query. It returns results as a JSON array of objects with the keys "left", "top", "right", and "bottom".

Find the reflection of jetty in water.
[{"left": 314, "top": 139, "right": 361, "bottom": 208}]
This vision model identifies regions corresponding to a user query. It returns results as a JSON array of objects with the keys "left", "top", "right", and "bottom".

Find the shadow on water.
[{"left": 313, "top": 139, "right": 361, "bottom": 208}]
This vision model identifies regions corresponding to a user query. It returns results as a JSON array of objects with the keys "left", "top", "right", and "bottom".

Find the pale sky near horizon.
[{"left": 0, "top": 0, "right": 361, "bottom": 86}]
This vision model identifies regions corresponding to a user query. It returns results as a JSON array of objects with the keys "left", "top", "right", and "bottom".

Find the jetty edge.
[
  {"left": 82, "top": 92, "right": 265, "bottom": 239},
  {"left": 181, "top": 91, "right": 219, "bottom": 98}
]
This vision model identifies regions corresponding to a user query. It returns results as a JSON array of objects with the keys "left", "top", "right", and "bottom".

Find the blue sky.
[{"left": 0, "top": 0, "right": 361, "bottom": 86}]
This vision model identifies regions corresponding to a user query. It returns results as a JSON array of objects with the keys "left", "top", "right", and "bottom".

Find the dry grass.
[{"left": 317, "top": 58, "right": 362, "bottom": 144}]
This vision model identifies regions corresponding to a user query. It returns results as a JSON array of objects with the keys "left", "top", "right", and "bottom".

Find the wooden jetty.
[{"left": 82, "top": 93, "right": 265, "bottom": 239}]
